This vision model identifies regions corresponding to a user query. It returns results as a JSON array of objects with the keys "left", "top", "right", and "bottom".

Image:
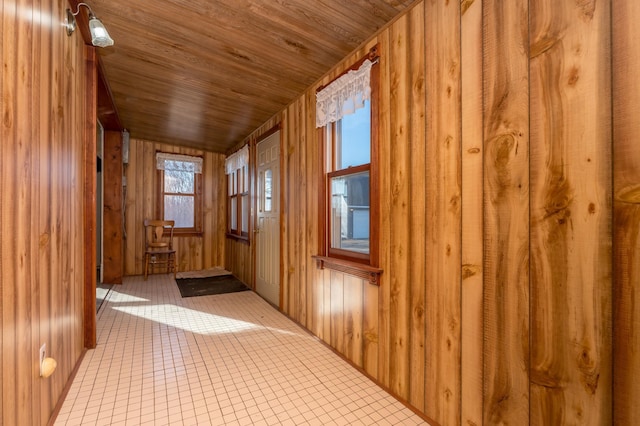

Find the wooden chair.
[{"left": 143, "top": 219, "right": 176, "bottom": 280}]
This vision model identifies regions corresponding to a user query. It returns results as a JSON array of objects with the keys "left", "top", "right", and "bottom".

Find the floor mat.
[{"left": 175, "top": 274, "right": 250, "bottom": 297}]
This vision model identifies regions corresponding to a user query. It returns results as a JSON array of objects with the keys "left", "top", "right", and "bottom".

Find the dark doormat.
[{"left": 175, "top": 274, "right": 250, "bottom": 298}]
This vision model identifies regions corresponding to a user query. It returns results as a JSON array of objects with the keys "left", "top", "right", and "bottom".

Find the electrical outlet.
[{"left": 39, "top": 343, "right": 46, "bottom": 377}]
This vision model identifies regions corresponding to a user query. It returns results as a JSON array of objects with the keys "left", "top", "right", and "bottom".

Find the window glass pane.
[
  {"left": 336, "top": 101, "right": 370, "bottom": 169},
  {"left": 230, "top": 197, "right": 237, "bottom": 230},
  {"left": 164, "top": 170, "right": 194, "bottom": 193},
  {"left": 164, "top": 195, "right": 194, "bottom": 228},
  {"left": 264, "top": 169, "right": 273, "bottom": 212},
  {"left": 242, "top": 166, "right": 249, "bottom": 193},
  {"left": 241, "top": 194, "right": 249, "bottom": 233},
  {"left": 330, "top": 171, "right": 370, "bottom": 254}
]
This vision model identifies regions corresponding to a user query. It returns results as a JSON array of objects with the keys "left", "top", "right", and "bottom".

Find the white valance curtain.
[
  {"left": 315, "top": 59, "right": 373, "bottom": 128},
  {"left": 156, "top": 153, "right": 203, "bottom": 174},
  {"left": 225, "top": 145, "right": 249, "bottom": 174}
]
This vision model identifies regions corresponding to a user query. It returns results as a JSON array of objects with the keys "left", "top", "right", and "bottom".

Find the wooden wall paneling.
[
  {"left": 35, "top": 0, "right": 54, "bottom": 419},
  {"left": 123, "top": 140, "right": 136, "bottom": 275},
  {"left": 323, "top": 267, "right": 332, "bottom": 341},
  {"left": 50, "top": 0, "right": 68, "bottom": 407},
  {"left": 313, "top": 266, "right": 324, "bottom": 339},
  {"left": 103, "top": 130, "right": 123, "bottom": 284},
  {"left": 363, "top": 280, "right": 379, "bottom": 379},
  {"left": 83, "top": 46, "right": 98, "bottom": 353},
  {"left": 3, "top": 1, "right": 32, "bottom": 422},
  {"left": 305, "top": 90, "right": 316, "bottom": 332},
  {"left": 330, "top": 270, "right": 345, "bottom": 353},
  {"left": 408, "top": 3, "right": 426, "bottom": 411},
  {"left": 376, "top": 29, "right": 392, "bottom": 388},
  {"left": 206, "top": 151, "right": 226, "bottom": 269},
  {"left": 388, "top": 13, "right": 411, "bottom": 401},
  {"left": 202, "top": 151, "right": 215, "bottom": 268},
  {"left": 33, "top": 1, "right": 52, "bottom": 423},
  {"left": 142, "top": 140, "right": 154, "bottom": 271},
  {"left": 424, "top": 0, "right": 462, "bottom": 423},
  {"left": 0, "top": 0, "right": 4, "bottom": 417},
  {"left": 482, "top": 0, "right": 530, "bottom": 424},
  {"left": 2, "top": 0, "right": 88, "bottom": 422},
  {"left": 461, "top": 0, "right": 484, "bottom": 424},
  {"left": 613, "top": 0, "right": 640, "bottom": 423},
  {"left": 343, "top": 275, "right": 363, "bottom": 366},
  {"left": 296, "top": 97, "right": 307, "bottom": 325},
  {"left": 282, "top": 104, "right": 293, "bottom": 313},
  {"left": 529, "top": 0, "right": 612, "bottom": 423}
]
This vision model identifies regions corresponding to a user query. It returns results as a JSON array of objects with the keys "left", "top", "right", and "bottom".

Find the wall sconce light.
[{"left": 65, "top": 2, "right": 114, "bottom": 48}]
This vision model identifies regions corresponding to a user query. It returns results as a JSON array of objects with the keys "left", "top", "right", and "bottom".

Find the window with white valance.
[
  {"left": 315, "top": 59, "right": 373, "bottom": 128},
  {"left": 156, "top": 152, "right": 203, "bottom": 174},
  {"left": 317, "top": 46, "right": 379, "bottom": 268},
  {"left": 155, "top": 152, "right": 203, "bottom": 233},
  {"left": 225, "top": 145, "right": 249, "bottom": 175}
]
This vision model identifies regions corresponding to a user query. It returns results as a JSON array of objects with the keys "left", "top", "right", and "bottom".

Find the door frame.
[{"left": 83, "top": 46, "right": 98, "bottom": 348}]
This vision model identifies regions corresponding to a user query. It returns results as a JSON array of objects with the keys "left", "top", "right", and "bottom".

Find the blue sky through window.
[{"left": 339, "top": 101, "right": 370, "bottom": 168}]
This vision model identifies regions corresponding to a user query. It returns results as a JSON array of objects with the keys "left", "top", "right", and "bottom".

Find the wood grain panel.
[
  {"left": 530, "top": 0, "right": 612, "bottom": 423},
  {"left": 613, "top": 0, "right": 640, "bottom": 423},
  {"left": 123, "top": 139, "right": 227, "bottom": 277},
  {"left": 363, "top": 280, "right": 379, "bottom": 380},
  {"left": 1, "top": 0, "right": 89, "bottom": 422},
  {"left": 103, "top": 131, "right": 123, "bottom": 284},
  {"left": 330, "top": 271, "right": 345, "bottom": 353},
  {"left": 388, "top": 13, "right": 411, "bottom": 400},
  {"left": 376, "top": 28, "right": 392, "bottom": 389},
  {"left": 461, "top": 0, "right": 483, "bottom": 424},
  {"left": 305, "top": 89, "right": 319, "bottom": 333},
  {"left": 344, "top": 275, "right": 364, "bottom": 367},
  {"left": 424, "top": 0, "right": 462, "bottom": 423},
  {"left": 482, "top": 0, "right": 530, "bottom": 424},
  {"left": 407, "top": 3, "right": 426, "bottom": 411}
]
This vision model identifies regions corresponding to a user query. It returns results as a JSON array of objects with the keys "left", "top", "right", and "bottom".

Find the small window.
[
  {"left": 318, "top": 50, "right": 379, "bottom": 265},
  {"left": 156, "top": 153, "right": 203, "bottom": 234},
  {"left": 226, "top": 146, "right": 250, "bottom": 239}
]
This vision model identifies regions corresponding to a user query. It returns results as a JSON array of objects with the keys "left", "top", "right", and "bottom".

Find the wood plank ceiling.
[{"left": 82, "top": 0, "right": 416, "bottom": 153}]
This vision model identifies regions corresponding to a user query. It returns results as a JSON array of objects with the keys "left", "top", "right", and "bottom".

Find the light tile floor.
[{"left": 55, "top": 274, "right": 429, "bottom": 426}]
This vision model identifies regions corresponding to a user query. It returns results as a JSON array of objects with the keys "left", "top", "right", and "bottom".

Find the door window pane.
[{"left": 264, "top": 169, "right": 273, "bottom": 212}]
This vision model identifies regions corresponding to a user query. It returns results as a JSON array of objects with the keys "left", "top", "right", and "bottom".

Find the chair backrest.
[{"left": 144, "top": 219, "right": 175, "bottom": 251}]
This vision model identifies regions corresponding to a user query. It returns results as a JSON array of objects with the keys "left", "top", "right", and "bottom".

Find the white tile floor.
[{"left": 54, "top": 274, "right": 430, "bottom": 426}]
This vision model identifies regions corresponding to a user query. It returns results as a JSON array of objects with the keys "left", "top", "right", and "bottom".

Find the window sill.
[
  {"left": 311, "top": 255, "right": 382, "bottom": 286},
  {"left": 226, "top": 233, "right": 250, "bottom": 244}
]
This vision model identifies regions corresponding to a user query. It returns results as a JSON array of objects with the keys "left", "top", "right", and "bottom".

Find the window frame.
[
  {"left": 319, "top": 48, "right": 380, "bottom": 267},
  {"left": 227, "top": 163, "right": 250, "bottom": 240},
  {"left": 156, "top": 153, "right": 203, "bottom": 236}
]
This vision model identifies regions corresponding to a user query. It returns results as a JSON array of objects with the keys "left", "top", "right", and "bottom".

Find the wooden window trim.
[
  {"left": 156, "top": 159, "right": 203, "bottom": 236},
  {"left": 226, "top": 163, "right": 251, "bottom": 240},
  {"left": 317, "top": 46, "right": 381, "bottom": 279}
]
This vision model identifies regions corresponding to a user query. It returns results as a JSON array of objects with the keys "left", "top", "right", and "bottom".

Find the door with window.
[{"left": 256, "top": 131, "right": 280, "bottom": 306}]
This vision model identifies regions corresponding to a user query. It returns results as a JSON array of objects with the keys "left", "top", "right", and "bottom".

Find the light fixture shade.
[{"left": 88, "top": 16, "right": 114, "bottom": 47}]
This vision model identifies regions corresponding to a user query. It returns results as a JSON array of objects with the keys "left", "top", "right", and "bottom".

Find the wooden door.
[{"left": 256, "top": 131, "right": 280, "bottom": 306}]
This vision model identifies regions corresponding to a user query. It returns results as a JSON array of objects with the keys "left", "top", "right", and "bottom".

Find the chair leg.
[
  {"left": 172, "top": 253, "right": 176, "bottom": 279},
  {"left": 167, "top": 253, "right": 175, "bottom": 279},
  {"left": 144, "top": 254, "right": 149, "bottom": 281}
]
